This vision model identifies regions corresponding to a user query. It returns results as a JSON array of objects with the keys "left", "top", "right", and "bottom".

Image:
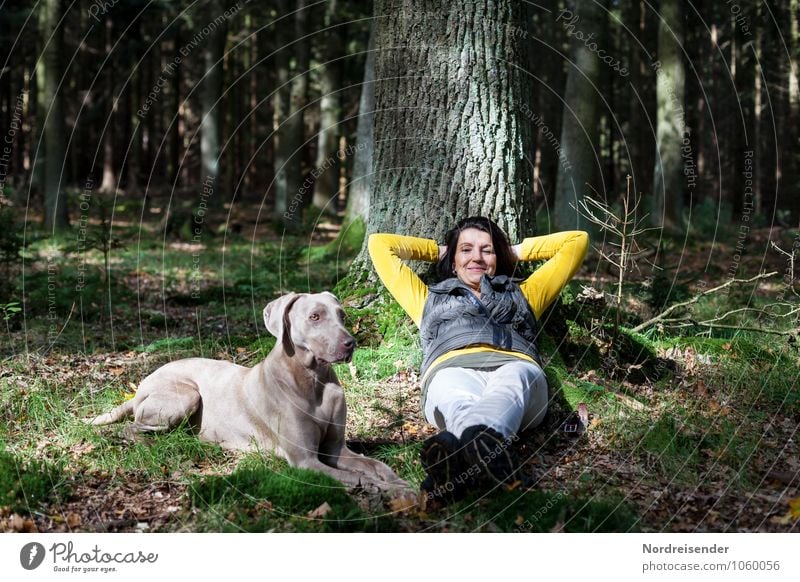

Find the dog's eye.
[{"left": 309, "top": 313, "right": 320, "bottom": 321}]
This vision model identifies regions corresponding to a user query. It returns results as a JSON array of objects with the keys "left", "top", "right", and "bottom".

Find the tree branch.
[{"left": 631, "top": 271, "right": 779, "bottom": 333}]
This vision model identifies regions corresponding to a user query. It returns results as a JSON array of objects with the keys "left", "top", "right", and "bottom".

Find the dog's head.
[{"left": 263, "top": 292, "right": 355, "bottom": 366}]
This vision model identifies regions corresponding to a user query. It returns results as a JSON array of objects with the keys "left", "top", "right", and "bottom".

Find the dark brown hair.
[{"left": 434, "top": 216, "right": 517, "bottom": 282}]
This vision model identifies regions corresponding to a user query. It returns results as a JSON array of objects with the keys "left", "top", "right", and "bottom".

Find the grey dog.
[{"left": 87, "top": 292, "right": 410, "bottom": 493}]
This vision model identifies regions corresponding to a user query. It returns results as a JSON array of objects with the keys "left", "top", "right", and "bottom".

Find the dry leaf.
[
  {"left": 67, "top": 513, "right": 82, "bottom": 528},
  {"left": 307, "top": 502, "right": 332, "bottom": 519},
  {"left": 790, "top": 497, "right": 800, "bottom": 519},
  {"left": 388, "top": 494, "right": 417, "bottom": 514}
]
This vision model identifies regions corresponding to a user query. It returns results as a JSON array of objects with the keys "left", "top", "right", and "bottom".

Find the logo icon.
[{"left": 20, "top": 542, "right": 46, "bottom": 570}]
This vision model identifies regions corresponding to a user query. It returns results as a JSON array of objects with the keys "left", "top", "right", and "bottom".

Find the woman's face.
[{"left": 452, "top": 228, "right": 496, "bottom": 290}]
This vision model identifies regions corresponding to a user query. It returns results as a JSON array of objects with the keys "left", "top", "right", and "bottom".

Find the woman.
[{"left": 368, "top": 217, "right": 588, "bottom": 497}]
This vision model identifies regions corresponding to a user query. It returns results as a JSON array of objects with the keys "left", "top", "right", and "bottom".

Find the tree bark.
[
  {"left": 349, "top": 0, "right": 536, "bottom": 279},
  {"left": 553, "top": 0, "right": 606, "bottom": 232},
  {"left": 200, "top": 0, "right": 228, "bottom": 214},
  {"left": 100, "top": 15, "right": 117, "bottom": 193},
  {"left": 651, "top": 0, "right": 686, "bottom": 232},
  {"left": 277, "top": 0, "right": 310, "bottom": 231},
  {"left": 38, "top": 0, "right": 69, "bottom": 231},
  {"left": 312, "top": 0, "right": 344, "bottom": 214},
  {"left": 346, "top": 21, "right": 376, "bottom": 226},
  {"left": 734, "top": 1, "right": 756, "bottom": 221},
  {"left": 272, "top": 0, "right": 292, "bottom": 223}
]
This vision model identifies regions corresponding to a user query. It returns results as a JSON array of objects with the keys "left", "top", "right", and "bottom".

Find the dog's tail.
[{"left": 84, "top": 400, "right": 135, "bottom": 426}]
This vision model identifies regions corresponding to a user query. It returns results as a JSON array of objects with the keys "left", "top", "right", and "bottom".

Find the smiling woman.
[{"left": 368, "top": 217, "right": 588, "bottom": 500}]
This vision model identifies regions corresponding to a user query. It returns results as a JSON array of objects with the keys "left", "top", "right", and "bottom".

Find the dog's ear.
[{"left": 263, "top": 293, "right": 301, "bottom": 355}]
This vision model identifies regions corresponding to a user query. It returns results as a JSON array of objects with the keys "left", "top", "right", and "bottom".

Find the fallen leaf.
[
  {"left": 790, "top": 497, "right": 800, "bottom": 519},
  {"left": 388, "top": 494, "right": 417, "bottom": 514},
  {"left": 307, "top": 502, "right": 332, "bottom": 519},
  {"left": 67, "top": 513, "right": 81, "bottom": 528}
]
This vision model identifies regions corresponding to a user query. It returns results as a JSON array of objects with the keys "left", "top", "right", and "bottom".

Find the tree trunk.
[
  {"left": 734, "top": 1, "right": 756, "bottom": 221},
  {"left": 100, "top": 15, "right": 117, "bottom": 193},
  {"left": 200, "top": 0, "right": 228, "bottom": 215},
  {"left": 757, "top": 2, "right": 778, "bottom": 221},
  {"left": 312, "top": 0, "right": 344, "bottom": 214},
  {"left": 345, "top": 21, "right": 376, "bottom": 226},
  {"left": 272, "top": 0, "right": 292, "bottom": 223},
  {"left": 349, "top": 0, "right": 536, "bottom": 279},
  {"left": 169, "top": 20, "right": 182, "bottom": 188},
  {"left": 277, "top": 0, "right": 310, "bottom": 231},
  {"left": 553, "top": 0, "right": 606, "bottom": 231},
  {"left": 38, "top": 0, "right": 69, "bottom": 231},
  {"left": 651, "top": 0, "right": 686, "bottom": 231}
]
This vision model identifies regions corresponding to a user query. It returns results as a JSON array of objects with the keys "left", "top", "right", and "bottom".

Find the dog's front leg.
[
  {"left": 293, "top": 455, "right": 383, "bottom": 491},
  {"left": 334, "top": 446, "right": 412, "bottom": 490}
]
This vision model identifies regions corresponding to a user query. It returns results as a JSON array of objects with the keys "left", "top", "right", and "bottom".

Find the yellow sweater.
[{"left": 368, "top": 231, "right": 589, "bottom": 381}]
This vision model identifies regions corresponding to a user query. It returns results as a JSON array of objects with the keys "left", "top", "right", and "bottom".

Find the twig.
[
  {"left": 666, "top": 320, "right": 798, "bottom": 336},
  {"left": 770, "top": 241, "right": 800, "bottom": 299},
  {"left": 631, "top": 271, "right": 779, "bottom": 333}
]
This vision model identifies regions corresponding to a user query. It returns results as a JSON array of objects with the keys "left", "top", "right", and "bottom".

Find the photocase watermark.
[
  {"left": 0, "top": 90, "right": 27, "bottom": 194},
  {"left": 519, "top": 102, "right": 572, "bottom": 173},
  {"left": 516, "top": 490, "right": 567, "bottom": 532},
  {"left": 137, "top": 1, "right": 246, "bottom": 118},
  {"left": 20, "top": 541, "right": 158, "bottom": 574},
  {"left": 556, "top": 8, "right": 629, "bottom": 77},
  {"left": 651, "top": 59, "right": 696, "bottom": 193},
  {"left": 189, "top": 175, "right": 214, "bottom": 299},
  {"left": 46, "top": 256, "right": 59, "bottom": 344},
  {"left": 75, "top": 177, "right": 95, "bottom": 292},
  {"left": 727, "top": 150, "right": 754, "bottom": 283},
  {"left": 726, "top": 0, "right": 753, "bottom": 37},
  {"left": 88, "top": 0, "right": 122, "bottom": 22},
  {"left": 284, "top": 140, "right": 366, "bottom": 221},
  {"left": 20, "top": 542, "right": 46, "bottom": 570}
]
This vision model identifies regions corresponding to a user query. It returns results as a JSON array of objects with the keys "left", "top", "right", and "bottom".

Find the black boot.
[
  {"left": 459, "top": 425, "right": 519, "bottom": 487},
  {"left": 419, "top": 430, "right": 468, "bottom": 501}
]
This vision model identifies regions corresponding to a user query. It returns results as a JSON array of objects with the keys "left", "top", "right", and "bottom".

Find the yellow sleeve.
[
  {"left": 367, "top": 233, "right": 438, "bottom": 327},
  {"left": 518, "top": 231, "right": 589, "bottom": 319}
]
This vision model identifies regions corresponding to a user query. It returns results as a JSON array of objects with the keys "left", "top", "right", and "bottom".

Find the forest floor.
[{"left": 0, "top": 201, "right": 798, "bottom": 532}]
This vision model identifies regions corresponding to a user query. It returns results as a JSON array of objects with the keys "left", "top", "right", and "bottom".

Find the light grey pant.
[{"left": 423, "top": 360, "right": 549, "bottom": 439}]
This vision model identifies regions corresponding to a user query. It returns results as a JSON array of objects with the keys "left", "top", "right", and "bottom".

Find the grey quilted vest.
[{"left": 419, "top": 274, "right": 542, "bottom": 377}]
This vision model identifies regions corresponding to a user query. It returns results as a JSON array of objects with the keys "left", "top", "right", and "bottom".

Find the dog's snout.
[{"left": 342, "top": 336, "right": 355, "bottom": 350}]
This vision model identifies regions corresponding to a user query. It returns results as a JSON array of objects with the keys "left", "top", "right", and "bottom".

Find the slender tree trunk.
[
  {"left": 38, "top": 0, "right": 69, "bottom": 231},
  {"left": 533, "top": 5, "right": 566, "bottom": 210},
  {"left": 128, "top": 64, "right": 142, "bottom": 194},
  {"left": 350, "top": 0, "right": 536, "bottom": 279},
  {"left": 758, "top": 2, "right": 778, "bottom": 220},
  {"left": 272, "top": 0, "right": 292, "bottom": 223},
  {"left": 346, "top": 21, "right": 376, "bottom": 226},
  {"left": 554, "top": 0, "right": 606, "bottom": 231},
  {"left": 100, "top": 15, "right": 117, "bottom": 193},
  {"left": 734, "top": 1, "right": 756, "bottom": 221},
  {"left": 312, "top": 0, "right": 344, "bottom": 214},
  {"left": 170, "top": 21, "right": 182, "bottom": 188},
  {"left": 651, "top": 0, "right": 686, "bottom": 232},
  {"left": 277, "top": 0, "right": 310, "bottom": 231},
  {"left": 200, "top": 0, "right": 228, "bottom": 214}
]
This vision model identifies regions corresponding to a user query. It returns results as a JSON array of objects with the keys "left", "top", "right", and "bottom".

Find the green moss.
[
  {"left": 0, "top": 443, "right": 67, "bottom": 513},
  {"left": 452, "top": 488, "right": 639, "bottom": 532},
  {"left": 189, "top": 458, "right": 383, "bottom": 532}
]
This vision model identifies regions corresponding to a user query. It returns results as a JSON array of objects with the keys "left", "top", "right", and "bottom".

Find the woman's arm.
[
  {"left": 367, "top": 233, "right": 438, "bottom": 327},
  {"left": 517, "top": 231, "right": 589, "bottom": 319}
]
